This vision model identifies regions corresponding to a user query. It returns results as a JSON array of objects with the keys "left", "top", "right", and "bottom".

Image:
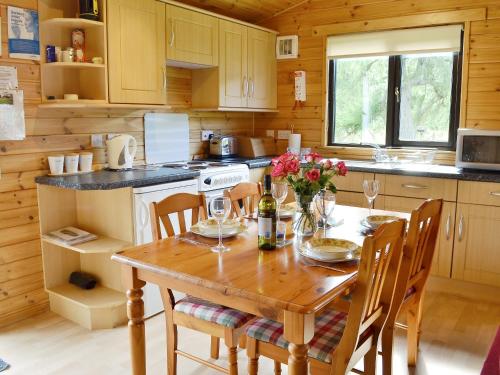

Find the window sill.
[{"left": 316, "top": 145, "right": 456, "bottom": 165}]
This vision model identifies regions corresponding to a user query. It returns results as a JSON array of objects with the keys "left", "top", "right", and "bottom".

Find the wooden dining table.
[{"left": 112, "top": 205, "right": 409, "bottom": 375}]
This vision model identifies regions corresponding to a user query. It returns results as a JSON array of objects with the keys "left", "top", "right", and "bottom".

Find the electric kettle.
[{"left": 106, "top": 134, "right": 137, "bottom": 170}]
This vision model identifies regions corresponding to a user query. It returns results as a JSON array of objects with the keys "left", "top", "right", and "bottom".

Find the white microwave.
[{"left": 456, "top": 129, "right": 500, "bottom": 170}]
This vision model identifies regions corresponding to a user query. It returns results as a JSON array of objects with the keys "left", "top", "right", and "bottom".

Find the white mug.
[
  {"left": 48, "top": 155, "right": 64, "bottom": 175},
  {"left": 65, "top": 154, "right": 79, "bottom": 174},
  {"left": 79, "top": 152, "right": 93, "bottom": 172}
]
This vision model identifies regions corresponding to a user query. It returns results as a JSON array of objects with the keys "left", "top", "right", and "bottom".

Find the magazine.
[{"left": 44, "top": 227, "right": 97, "bottom": 246}]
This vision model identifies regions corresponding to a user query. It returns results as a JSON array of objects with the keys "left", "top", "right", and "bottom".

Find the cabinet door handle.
[
  {"left": 250, "top": 78, "right": 255, "bottom": 97},
  {"left": 445, "top": 213, "right": 451, "bottom": 240},
  {"left": 490, "top": 191, "right": 500, "bottom": 197},
  {"left": 243, "top": 76, "right": 248, "bottom": 97},
  {"left": 458, "top": 214, "right": 464, "bottom": 242},
  {"left": 401, "top": 183, "right": 428, "bottom": 190},
  {"left": 169, "top": 20, "right": 175, "bottom": 47}
]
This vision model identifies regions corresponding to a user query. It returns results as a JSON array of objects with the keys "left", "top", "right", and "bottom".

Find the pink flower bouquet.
[{"left": 271, "top": 151, "right": 347, "bottom": 198}]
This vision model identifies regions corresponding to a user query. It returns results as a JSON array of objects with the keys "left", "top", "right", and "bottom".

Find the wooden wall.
[
  {"left": 256, "top": 0, "right": 500, "bottom": 159},
  {"left": 0, "top": 0, "right": 252, "bottom": 327}
]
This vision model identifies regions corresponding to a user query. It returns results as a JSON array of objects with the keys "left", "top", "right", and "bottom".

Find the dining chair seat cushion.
[
  {"left": 174, "top": 296, "right": 254, "bottom": 329},
  {"left": 246, "top": 309, "right": 370, "bottom": 363},
  {"left": 341, "top": 286, "right": 417, "bottom": 302}
]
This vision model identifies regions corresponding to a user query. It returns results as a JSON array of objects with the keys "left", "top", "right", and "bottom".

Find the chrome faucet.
[{"left": 362, "top": 143, "right": 388, "bottom": 162}]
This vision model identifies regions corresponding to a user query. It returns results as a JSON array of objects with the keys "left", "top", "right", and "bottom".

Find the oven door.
[{"left": 456, "top": 129, "right": 500, "bottom": 170}]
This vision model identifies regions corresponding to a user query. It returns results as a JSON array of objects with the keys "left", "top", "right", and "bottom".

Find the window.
[{"left": 327, "top": 26, "right": 463, "bottom": 149}]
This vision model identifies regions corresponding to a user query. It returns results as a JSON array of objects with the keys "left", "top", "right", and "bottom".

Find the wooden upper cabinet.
[
  {"left": 247, "top": 28, "right": 277, "bottom": 109},
  {"left": 166, "top": 5, "right": 219, "bottom": 67},
  {"left": 107, "top": 0, "right": 166, "bottom": 104},
  {"left": 219, "top": 20, "right": 248, "bottom": 108}
]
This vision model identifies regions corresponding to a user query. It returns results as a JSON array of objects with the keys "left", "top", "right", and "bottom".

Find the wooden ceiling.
[{"left": 177, "top": 0, "right": 305, "bottom": 23}]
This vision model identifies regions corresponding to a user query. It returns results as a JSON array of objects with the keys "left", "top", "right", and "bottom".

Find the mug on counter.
[
  {"left": 79, "top": 152, "right": 93, "bottom": 172},
  {"left": 65, "top": 154, "right": 80, "bottom": 174},
  {"left": 48, "top": 155, "right": 64, "bottom": 175}
]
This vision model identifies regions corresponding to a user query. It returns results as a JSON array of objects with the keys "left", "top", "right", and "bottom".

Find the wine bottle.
[{"left": 258, "top": 175, "right": 277, "bottom": 250}]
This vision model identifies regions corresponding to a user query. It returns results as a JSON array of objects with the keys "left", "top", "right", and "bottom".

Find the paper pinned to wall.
[
  {"left": 0, "top": 66, "right": 19, "bottom": 89},
  {"left": 0, "top": 89, "right": 25, "bottom": 140}
]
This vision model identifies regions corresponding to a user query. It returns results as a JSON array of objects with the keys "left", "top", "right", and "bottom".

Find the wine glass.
[
  {"left": 363, "top": 180, "right": 380, "bottom": 216},
  {"left": 272, "top": 182, "right": 288, "bottom": 223},
  {"left": 210, "top": 197, "right": 232, "bottom": 253},
  {"left": 314, "top": 190, "right": 336, "bottom": 238}
]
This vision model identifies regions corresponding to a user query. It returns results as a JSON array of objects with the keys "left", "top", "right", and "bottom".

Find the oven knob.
[{"left": 204, "top": 177, "right": 211, "bottom": 185}]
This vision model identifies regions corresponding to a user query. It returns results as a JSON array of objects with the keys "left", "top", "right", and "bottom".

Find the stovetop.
[{"left": 162, "top": 161, "right": 231, "bottom": 171}]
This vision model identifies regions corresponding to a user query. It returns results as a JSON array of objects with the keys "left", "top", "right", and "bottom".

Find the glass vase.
[{"left": 293, "top": 193, "right": 317, "bottom": 237}]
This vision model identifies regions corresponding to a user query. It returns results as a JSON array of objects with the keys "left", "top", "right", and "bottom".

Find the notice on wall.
[
  {"left": 0, "top": 66, "right": 18, "bottom": 89},
  {"left": 0, "top": 17, "right": 2, "bottom": 57},
  {"left": 7, "top": 7, "right": 40, "bottom": 60},
  {"left": 0, "top": 89, "right": 25, "bottom": 140}
]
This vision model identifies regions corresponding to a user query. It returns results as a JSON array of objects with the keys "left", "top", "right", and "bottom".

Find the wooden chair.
[
  {"left": 150, "top": 192, "right": 253, "bottom": 375},
  {"left": 245, "top": 219, "right": 407, "bottom": 375},
  {"left": 381, "top": 199, "right": 443, "bottom": 374},
  {"left": 224, "top": 182, "right": 262, "bottom": 218}
]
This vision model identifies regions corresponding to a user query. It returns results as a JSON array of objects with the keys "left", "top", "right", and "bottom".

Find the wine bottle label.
[{"left": 258, "top": 217, "right": 273, "bottom": 240}]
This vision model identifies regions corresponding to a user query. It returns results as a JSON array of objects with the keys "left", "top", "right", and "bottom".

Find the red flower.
[
  {"left": 305, "top": 152, "right": 322, "bottom": 163},
  {"left": 335, "top": 161, "right": 348, "bottom": 176},
  {"left": 284, "top": 158, "right": 300, "bottom": 174},
  {"left": 305, "top": 168, "right": 320, "bottom": 182},
  {"left": 322, "top": 159, "right": 333, "bottom": 170},
  {"left": 271, "top": 162, "right": 286, "bottom": 178}
]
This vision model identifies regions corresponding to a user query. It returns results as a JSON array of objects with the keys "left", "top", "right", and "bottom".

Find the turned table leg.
[
  {"left": 283, "top": 311, "right": 315, "bottom": 375},
  {"left": 288, "top": 343, "right": 309, "bottom": 375},
  {"left": 123, "top": 266, "right": 146, "bottom": 375}
]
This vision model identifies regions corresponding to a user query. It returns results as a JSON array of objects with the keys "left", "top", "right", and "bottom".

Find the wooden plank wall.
[
  {"left": 257, "top": 0, "right": 500, "bottom": 158},
  {"left": 0, "top": 0, "right": 252, "bottom": 327}
]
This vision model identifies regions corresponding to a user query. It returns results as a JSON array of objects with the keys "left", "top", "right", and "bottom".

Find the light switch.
[{"left": 266, "top": 130, "right": 275, "bottom": 138}]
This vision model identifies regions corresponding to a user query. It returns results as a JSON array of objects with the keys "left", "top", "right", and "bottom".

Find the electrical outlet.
[
  {"left": 107, "top": 133, "right": 118, "bottom": 140},
  {"left": 277, "top": 130, "right": 291, "bottom": 140},
  {"left": 266, "top": 130, "right": 275, "bottom": 138},
  {"left": 201, "top": 130, "right": 214, "bottom": 141},
  {"left": 91, "top": 134, "right": 104, "bottom": 148}
]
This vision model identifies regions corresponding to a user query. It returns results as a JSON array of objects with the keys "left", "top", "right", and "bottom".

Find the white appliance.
[
  {"left": 106, "top": 134, "right": 137, "bottom": 170},
  {"left": 133, "top": 179, "right": 198, "bottom": 317},
  {"left": 456, "top": 129, "right": 500, "bottom": 171}
]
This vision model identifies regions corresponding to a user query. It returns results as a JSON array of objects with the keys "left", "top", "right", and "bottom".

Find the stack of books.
[{"left": 44, "top": 227, "right": 97, "bottom": 246}]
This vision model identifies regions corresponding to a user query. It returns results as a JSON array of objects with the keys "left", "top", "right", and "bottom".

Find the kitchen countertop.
[
  {"left": 240, "top": 157, "right": 500, "bottom": 183},
  {"left": 35, "top": 167, "right": 200, "bottom": 190}
]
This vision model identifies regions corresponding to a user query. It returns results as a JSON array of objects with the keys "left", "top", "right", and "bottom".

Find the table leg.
[
  {"left": 288, "top": 343, "right": 309, "bottom": 375},
  {"left": 283, "top": 311, "right": 315, "bottom": 375},
  {"left": 123, "top": 266, "right": 146, "bottom": 375}
]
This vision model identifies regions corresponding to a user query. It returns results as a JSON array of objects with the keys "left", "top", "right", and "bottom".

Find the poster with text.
[{"left": 8, "top": 7, "right": 40, "bottom": 60}]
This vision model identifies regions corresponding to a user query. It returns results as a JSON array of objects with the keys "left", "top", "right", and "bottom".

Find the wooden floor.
[{"left": 0, "top": 291, "right": 498, "bottom": 375}]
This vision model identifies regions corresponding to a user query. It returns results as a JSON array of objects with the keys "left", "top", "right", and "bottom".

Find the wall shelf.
[
  {"left": 42, "top": 235, "right": 132, "bottom": 254},
  {"left": 42, "top": 62, "right": 106, "bottom": 69},
  {"left": 38, "top": 102, "right": 173, "bottom": 109},
  {"left": 41, "top": 17, "right": 104, "bottom": 29}
]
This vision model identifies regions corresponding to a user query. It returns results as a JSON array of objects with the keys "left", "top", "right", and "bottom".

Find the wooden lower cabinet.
[
  {"left": 452, "top": 204, "right": 500, "bottom": 287},
  {"left": 336, "top": 191, "right": 368, "bottom": 208},
  {"left": 379, "top": 196, "right": 455, "bottom": 278}
]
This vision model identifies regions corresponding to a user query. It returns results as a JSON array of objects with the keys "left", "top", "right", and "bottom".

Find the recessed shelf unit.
[
  {"left": 39, "top": 0, "right": 108, "bottom": 104},
  {"left": 37, "top": 184, "right": 134, "bottom": 329}
]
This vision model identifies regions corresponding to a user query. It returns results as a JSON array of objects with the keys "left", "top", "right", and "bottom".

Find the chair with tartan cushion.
[
  {"left": 245, "top": 219, "right": 407, "bottom": 375},
  {"left": 381, "top": 199, "right": 443, "bottom": 374},
  {"left": 150, "top": 193, "right": 254, "bottom": 375}
]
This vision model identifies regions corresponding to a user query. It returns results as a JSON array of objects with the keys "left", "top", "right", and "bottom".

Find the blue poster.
[{"left": 7, "top": 6, "right": 40, "bottom": 60}]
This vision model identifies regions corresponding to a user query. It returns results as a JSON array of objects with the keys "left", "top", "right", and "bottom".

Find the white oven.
[{"left": 456, "top": 129, "right": 500, "bottom": 170}]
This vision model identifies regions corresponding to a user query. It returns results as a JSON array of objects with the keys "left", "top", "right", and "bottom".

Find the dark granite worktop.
[
  {"left": 241, "top": 157, "right": 500, "bottom": 183},
  {"left": 35, "top": 167, "right": 200, "bottom": 190}
]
